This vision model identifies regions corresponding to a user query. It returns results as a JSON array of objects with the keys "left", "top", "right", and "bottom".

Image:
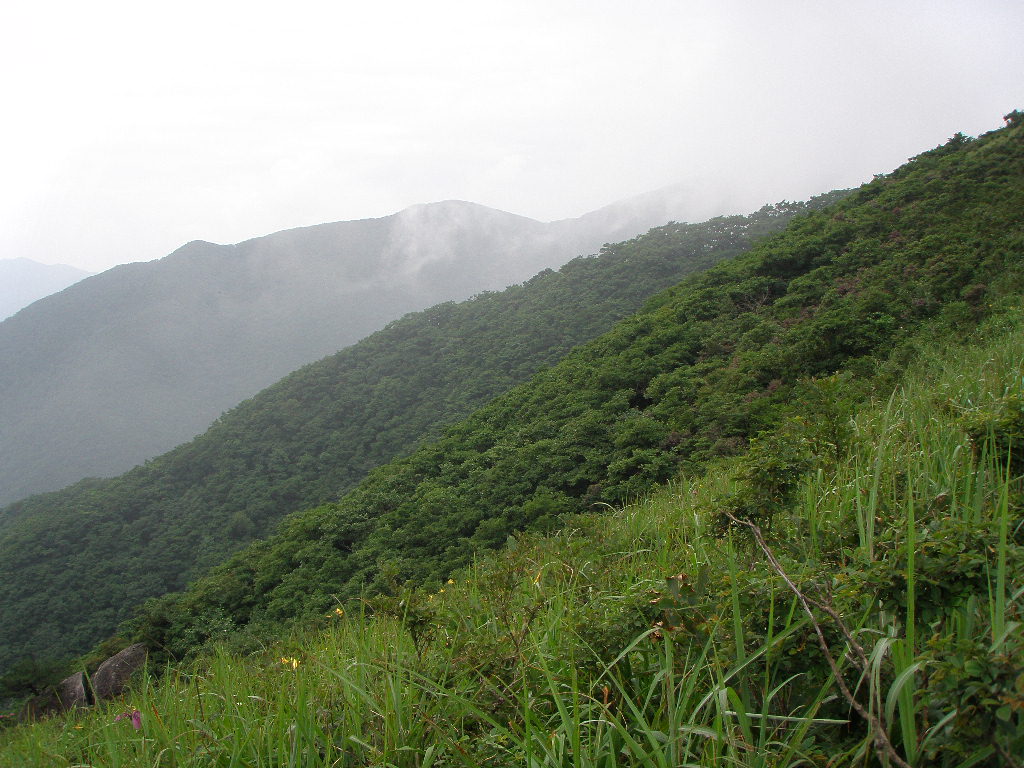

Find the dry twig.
[{"left": 723, "top": 509, "right": 913, "bottom": 768}]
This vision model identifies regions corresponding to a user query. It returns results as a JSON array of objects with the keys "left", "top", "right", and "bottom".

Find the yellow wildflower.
[
  {"left": 280, "top": 657, "right": 300, "bottom": 669},
  {"left": 447, "top": 579, "right": 455, "bottom": 585}
]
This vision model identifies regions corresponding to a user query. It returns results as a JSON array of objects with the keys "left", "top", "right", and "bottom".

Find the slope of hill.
[
  {"left": 0, "top": 192, "right": 702, "bottom": 506},
  {"left": 3, "top": 238, "right": 1021, "bottom": 768},
  {"left": 0, "top": 258, "right": 90, "bottom": 320},
  {"left": 128, "top": 114, "right": 1023, "bottom": 661},
  {"left": 0, "top": 197, "right": 838, "bottom": 670}
]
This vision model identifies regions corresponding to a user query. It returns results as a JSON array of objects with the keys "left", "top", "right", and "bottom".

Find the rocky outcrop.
[
  {"left": 57, "top": 671, "right": 87, "bottom": 708},
  {"left": 19, "top": 644, "right": 148, "bottom": 721},
  {"left": 91, "top": 643, "right": 147, "bottom": 700}
]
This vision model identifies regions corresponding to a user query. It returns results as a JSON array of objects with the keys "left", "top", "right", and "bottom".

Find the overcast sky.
[{"left": 2, "top": 0, "right": 1021, "bottom": 273}]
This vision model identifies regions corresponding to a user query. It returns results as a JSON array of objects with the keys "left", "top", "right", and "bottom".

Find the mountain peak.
[{"left": 394, "top": 199, "right": 539, "bottom": 223}]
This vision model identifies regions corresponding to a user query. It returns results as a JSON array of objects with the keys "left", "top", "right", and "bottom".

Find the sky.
[{"left": 2, "top": 0, "right": 1022, "bottom": 274}]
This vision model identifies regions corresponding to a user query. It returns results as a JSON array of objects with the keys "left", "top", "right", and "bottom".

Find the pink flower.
[{"left": 115, "top": 709, "right": 142, "bottom": 730}]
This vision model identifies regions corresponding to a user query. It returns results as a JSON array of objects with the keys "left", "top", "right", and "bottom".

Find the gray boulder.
[
  {"left": 91, "top": 643, "right": 147, "bottom": 700},
  {"left": 22, "top": 671, "right": 87, "bottom": 720},
  {"left": 57, "top": 671, "right": 88, "bottom": 708}
]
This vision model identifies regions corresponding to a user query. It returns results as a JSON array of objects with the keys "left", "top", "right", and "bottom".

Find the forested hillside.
[
  {"left": 130, "top": 115, "right": 1024, "bottom": 660},
  {"left": 0, "top": 198, "right": 830, "bottom": 671},
  {"left": 0, "top": 194, "right": 703, "bottom": 506}
]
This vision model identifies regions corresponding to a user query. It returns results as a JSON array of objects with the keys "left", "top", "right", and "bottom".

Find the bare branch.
[{"left": 723, "top": 508, "right": 913, "bottom": 768}]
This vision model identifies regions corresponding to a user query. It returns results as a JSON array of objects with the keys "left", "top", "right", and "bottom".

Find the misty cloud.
[{"left": 0, "top": 1, "right": 1020, "bottom": 273}]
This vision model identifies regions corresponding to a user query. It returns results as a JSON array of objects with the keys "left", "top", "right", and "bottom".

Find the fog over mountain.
[
  {"left": 0, "top": 189, "right": 705, "bottom": 505},
  {"left": 0, "top": 259, "right": 92, "bottom": 320}
]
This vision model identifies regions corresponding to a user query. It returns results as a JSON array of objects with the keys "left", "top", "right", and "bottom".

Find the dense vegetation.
[
  {"left": 0, "top": 198, "right": 826, "bottom": 672},
  {"left": 129, "top": 115, "right": 1024, "bottom": 662},
  {"left": 2, "top": 277, "right": 1021, "bottom": 766}
]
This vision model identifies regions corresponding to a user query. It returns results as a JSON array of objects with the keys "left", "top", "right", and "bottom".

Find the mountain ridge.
[{"left": 0, "top": 191, "right": 707, "bottom": 506}]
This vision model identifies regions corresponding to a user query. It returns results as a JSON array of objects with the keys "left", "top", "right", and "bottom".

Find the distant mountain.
[
  {"left": 0, "top": 192, "right": 712, "bottom": 506},
  {"left": 0, "top": 258, "right": 91, "bottom": 320}
]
